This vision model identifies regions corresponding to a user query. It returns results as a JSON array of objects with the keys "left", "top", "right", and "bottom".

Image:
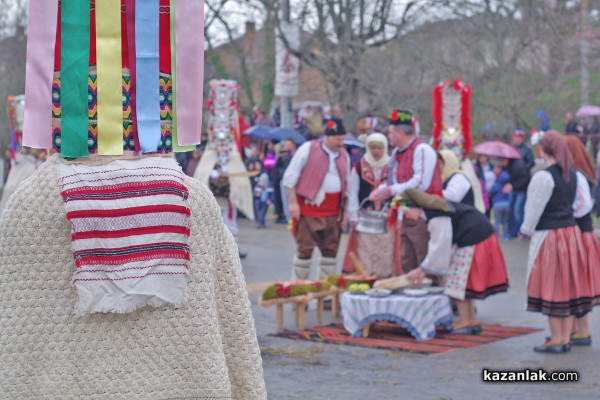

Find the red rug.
[{"left": 271, "top": 322, "right": 542, "bottom": 355}]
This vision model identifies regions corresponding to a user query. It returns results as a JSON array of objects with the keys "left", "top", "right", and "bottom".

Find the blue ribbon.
[{"left": 135, "top": 0, "right": 160, "bottom": 153}]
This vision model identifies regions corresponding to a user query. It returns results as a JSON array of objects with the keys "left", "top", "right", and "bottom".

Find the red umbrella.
[{"left": 473, "top": 141, "right": 521, "bottom": 159}]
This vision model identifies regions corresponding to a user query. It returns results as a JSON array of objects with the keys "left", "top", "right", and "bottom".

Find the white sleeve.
[
  {"left": 346, "top": 167, "right": 360, "bottom": 221},
  {"left": 420, "top": 216, "right": 453, "bottom": 275},
  {"left": 520, "top": 171, "right": 554, "bottom": 235},
  {"left": 442, "top": 174, "right": 471, "bottom": 203},
  {"left": 282, "top": 142, "right": 310, "bottom": 189},
  {"left": 573, "top": 171, "right": 593, "bottom": 218},
  {"left": 390, "top": 144, "right": 437, "bottom": 195}
]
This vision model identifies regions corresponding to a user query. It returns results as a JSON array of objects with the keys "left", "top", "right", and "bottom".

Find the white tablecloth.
[{"left": 340, "top": 292, "right": 453, "bottom": 341}]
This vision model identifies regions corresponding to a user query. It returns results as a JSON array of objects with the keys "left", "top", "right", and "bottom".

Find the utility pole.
[
  {"left": 279, "top": 0, "right": 293, "bottom": 129},
  {"left": 581, "top": 0, "right": 589, "bottom": 107}
]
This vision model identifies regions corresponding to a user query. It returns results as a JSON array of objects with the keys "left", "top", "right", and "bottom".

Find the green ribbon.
[
  {"left": 170, "top": 0, "right": 195, "bottom": 152},
  {"left": 60, "top": 0, "right": 90, "bottom": 158}
]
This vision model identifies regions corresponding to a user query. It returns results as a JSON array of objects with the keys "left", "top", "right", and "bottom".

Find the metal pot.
[{"left": 355, "top": 199, "right": 389, "bottom": 235}]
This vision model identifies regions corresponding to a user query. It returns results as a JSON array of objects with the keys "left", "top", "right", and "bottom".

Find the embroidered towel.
[{"left": 58, "top": 156, "right": 191, "bottom": 315}]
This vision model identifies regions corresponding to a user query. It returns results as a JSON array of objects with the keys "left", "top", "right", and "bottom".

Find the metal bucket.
[{"left": 355, "top": 199, "right": 389, "bottom": 235}]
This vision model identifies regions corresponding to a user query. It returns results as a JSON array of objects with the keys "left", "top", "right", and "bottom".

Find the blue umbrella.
[
  {"left": 269, "top": 127, "right": 307, "bottom": 145},
  {"left": 243, "top": 125, "right": 279, "bottom": 141},
  {"left": 343, "top": 135, "right": 365, "bottom": 148}
]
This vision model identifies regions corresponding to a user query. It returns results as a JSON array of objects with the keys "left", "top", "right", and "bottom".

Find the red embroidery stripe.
[
  {"left": 67, "top": 204, "right": 190, "bottom": 219},
  {"left": 62, "top": 181, "right": 188, "bottom": 197},
  {"left": 76, "top": 250, "right": 190, "bottom": 267},
  {"left": 72, "top": 225, "right": 190, "bottom": 240}
]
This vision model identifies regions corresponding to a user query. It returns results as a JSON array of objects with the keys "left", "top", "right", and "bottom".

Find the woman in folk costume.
[
  {"left": 563, "top": 135, "right": 600, "bottom": 346},
  {"left": 439, "top": 149, "right": 475, "bottom": 206},
  {"left": 0, "top": 1, "right": 266, "bottom": 398},
  {"left": 343, "top": 133, "right": 397, "bottom": 277},
  {"left": 403, "top": 189, "right": 509, "bottom": 334},
  {"left": 520, "top": 131, "right": 594, "bottom": 354}
]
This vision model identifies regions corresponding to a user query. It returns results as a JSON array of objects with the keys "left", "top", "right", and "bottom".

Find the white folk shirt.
[
  {"left": 283, "top": 141, "right": 351, "bottom": 206},
  {"left": 442, "top": 173, "right": 471, "bottom": 203}
]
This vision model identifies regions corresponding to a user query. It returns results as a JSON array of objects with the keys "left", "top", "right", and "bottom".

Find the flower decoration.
[
  {"left": 390, "top": 109, "right": 399, "bottom": 121},
  {"left": 327, "top": 120, "right": 337, "bottom": 130}
]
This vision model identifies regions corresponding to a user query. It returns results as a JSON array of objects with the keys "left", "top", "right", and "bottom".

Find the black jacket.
[
  {"left": 515, "top": 143, "right": 535, "bottom": 173},
  {"left": 506, "top": 158, "right": 530, "bottom": 192}
]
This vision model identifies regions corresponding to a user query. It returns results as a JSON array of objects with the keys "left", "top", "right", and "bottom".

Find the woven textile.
[
  {"left": 58, "top": 157, "right": 191, "bottom": 315},
  {"left": 51, "top": 70, "right": 173, "bottom": 154},
  {"left": 340, "top": 292, "right": 453, "bottom": 341},
  {"left": 0, "top": 154, "right": 266, "bottom": 399}
]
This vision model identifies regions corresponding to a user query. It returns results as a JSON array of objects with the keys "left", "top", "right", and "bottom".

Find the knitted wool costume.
[{"left": 0, "top": 155, "right": 267, "bottom": 399}]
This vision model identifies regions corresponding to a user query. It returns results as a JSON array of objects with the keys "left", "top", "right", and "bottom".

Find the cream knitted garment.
[{"left": 0, "top": 155, "right": 267, "bottom": 399}]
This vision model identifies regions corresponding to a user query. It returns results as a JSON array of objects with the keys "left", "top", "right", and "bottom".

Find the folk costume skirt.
[
  {"left": 465, "top": 234, "right": 509, "bottom": 300},
  {"left": 527, "top": 226, "right": 595, "bottom": 317},
  {"left": 581, "top": 231, "right": 600, "bottom": 304}
]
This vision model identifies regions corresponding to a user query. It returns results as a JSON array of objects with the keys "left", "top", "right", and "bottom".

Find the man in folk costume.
[
  {"left": 369, "top": 109, "right": 444, "bottom": 273},
  {"left": 283, "top": 117, "right": 350, "bottom": 280},
  {"left": 0, "top": 1, "right": 266, "bottom": 398},
  {"left": 343, "top": 133, "right": 397, "bottom": 278}
]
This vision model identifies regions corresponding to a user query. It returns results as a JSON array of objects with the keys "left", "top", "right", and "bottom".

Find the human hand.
[
  {"left": 502, "top": 183, "right": 512, "bottom": 194},
  {"left": 289, "top": 202, "right": 301, "bottom": 220},
  {"left": 369, "top": 187, "right": 393, "bottom": 202},
  {"left": 406, "top": 267, "right": 426, "bottom": 287}
]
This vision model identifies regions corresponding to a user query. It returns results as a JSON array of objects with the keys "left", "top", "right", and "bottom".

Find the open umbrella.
[
  {"left": 243, "top": 125, "right": 279, "bottom": 141},
  {"left": 575, "top": 105, "right": 600, "bottom": 118},
  {"left": 268, "top": 127, "right": 307, "bottom": 145},
  {"left": 343, "top": 135, "right": 365, "bottom": 149},
  {"left": 473, "top": 141, "right": 521, "bottom": 159}
]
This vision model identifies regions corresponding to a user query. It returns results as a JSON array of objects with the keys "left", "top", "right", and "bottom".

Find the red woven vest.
[
  {"left": 295, "top": 140, "right": 349, "bottom": 202},
  {"left": 396, "top": 139, "right": 444, "bottom": 197}
]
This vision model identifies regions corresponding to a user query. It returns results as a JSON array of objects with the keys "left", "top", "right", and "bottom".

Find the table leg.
[
  {"left": 332, "top": 293, "right": 340, "bottom": 317},
  {"left": 276, "top": 304, "right": 283, "bottom": 332},
  {"left": 296, "top": 302, "right": 306, "bottom": 330},
  {"left": 316, "top": 298, "right": 324, "bottom": 326},
  {"left": 361, "top": 323, "right": 371, "bottom": 338}
]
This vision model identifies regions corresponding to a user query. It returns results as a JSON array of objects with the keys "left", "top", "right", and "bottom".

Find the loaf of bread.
[{"left": 373, "top": 275, "right": 432, "bottom": 290}]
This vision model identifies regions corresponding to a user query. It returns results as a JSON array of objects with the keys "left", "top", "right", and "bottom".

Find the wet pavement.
[{"left": 237, "top": 217, "right": 600, "bottom": 400}]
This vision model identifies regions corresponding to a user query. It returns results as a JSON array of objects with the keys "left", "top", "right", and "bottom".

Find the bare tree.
[{"left": 278, "top": 0, "right": 423, "bottom": 129}]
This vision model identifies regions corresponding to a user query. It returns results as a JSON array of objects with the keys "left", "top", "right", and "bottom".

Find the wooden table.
[{"left": 260, "top": 287, "right": 339, "bottom": 332}]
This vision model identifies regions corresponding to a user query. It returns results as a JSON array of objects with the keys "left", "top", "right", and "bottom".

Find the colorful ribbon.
[
  {"left": 170, "top": 0, "right": 195, "bottom": 152},
  {"left": 59, "top": 0, "right": 90, "bottom": 158},
  {"left": 96, "top": 0, "right": 124, "bottom": 155},
  {"left": 136, "top": 0, "right": 161, "bottom": 153},
  {"left": 175, "top": 0, "right": 204, "bottom": 146},
  {"left": 125, "top": 0, "right": 140, "bottom": 152},
  {"left": 22, "top": 0, "right": 59, "bottom": 149}
]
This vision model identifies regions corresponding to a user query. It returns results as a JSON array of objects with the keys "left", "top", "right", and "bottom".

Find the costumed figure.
[
  {"left": 194, "top": 80, "right": 255, "bottom": 234},
  {"left": 402, "top": 189, "right": 509, "bottom": 334},
  {"left": 432, "top": 79, "right": 485, "bottom": 213},
  {"left": 0, "top": 95, "right": 47, "bottom": 212},
  {"left": 439, "top": 149, "right": 476, "bottom": 206},
  {"left": 563, "top": 135, "right": 600, "bottom": 346},
  {"left": 0, "top": 1, "right": 266, "bottom": 398},
  {"left": 343, "top": 133, "right": 398, "bottom": 278},
  {"left": 369, "top": 109, "right": 443, "bottom": 274},
  {"left": 283, "top": 118, "right": 350, "bottom": 280},
  {"left": 520, "top": 131, "right": 594, "bottom": 354}
]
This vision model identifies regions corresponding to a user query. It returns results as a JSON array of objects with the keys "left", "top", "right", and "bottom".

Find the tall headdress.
[
  {"left": 206, "top": 80, "right": 242, "bottom": 166},
  {"left": 22, "top": 0, "right": 204, "bottom": 158},
  {"left": 432, "top": 79, "right": 472, "bottom": 159}
]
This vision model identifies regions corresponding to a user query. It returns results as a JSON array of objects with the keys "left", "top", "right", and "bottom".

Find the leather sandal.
[
  {"left": 533, "top": 342, "right": 569, "bottom": 354},
  {"left": 570, "top": 335, "right": 592, "bottom": 346}
]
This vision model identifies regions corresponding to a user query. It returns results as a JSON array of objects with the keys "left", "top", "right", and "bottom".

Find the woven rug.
[{"left": 271, "top": 322, "right": 542, "bottom": 355}]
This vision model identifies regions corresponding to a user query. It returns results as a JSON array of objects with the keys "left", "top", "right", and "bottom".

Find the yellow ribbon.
[{"left": 96, "top": 0, "right": 123, "bottom": 155}]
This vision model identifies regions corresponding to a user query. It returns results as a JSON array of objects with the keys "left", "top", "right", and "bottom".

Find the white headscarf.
[{"left": 363, "top": 133, "right": 390, "bottom": 169}]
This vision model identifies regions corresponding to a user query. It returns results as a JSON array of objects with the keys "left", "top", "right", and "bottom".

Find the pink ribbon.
[
  {"left": 22, "top": 0, "right": 59, "bottom": 149},
  {"left": 175, "top": 1, "right": 204, "bottom": 146}
]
